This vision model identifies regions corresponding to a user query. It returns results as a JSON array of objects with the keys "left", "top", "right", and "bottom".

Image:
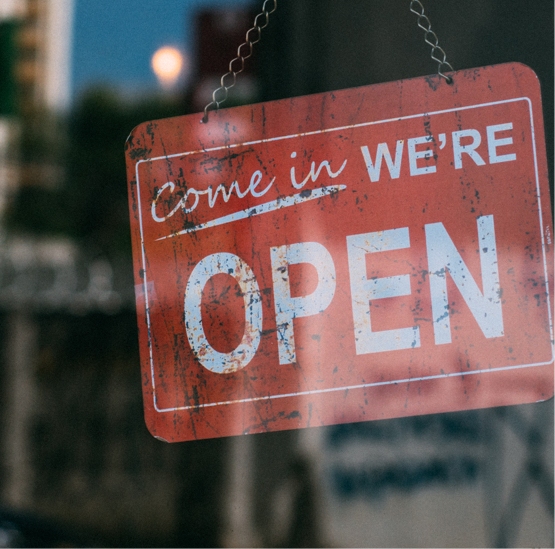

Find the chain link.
[
  {"left": 410, "top": 0, "right": 454, "bottom": 83},
  {"left": 201, "top": 0, "right": 451, "bottom": 123},
  {"left": 201, "top": 0, "right": 277, "bottom": 123}
]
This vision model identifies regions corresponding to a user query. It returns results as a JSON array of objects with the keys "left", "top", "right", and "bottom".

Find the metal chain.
[
  {"left": 410, "top": 0, "right": 454, "bottom": 83},
  {"left": 201, "top": 0, "right": 449, "bottom": 123},
  {"left": 201, "top": 0, "right": 277, "bottom": 123}
]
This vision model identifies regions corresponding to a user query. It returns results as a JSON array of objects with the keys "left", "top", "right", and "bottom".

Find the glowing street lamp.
[{"left": 151, "top": 46, "right": 184, "bottom": 90}]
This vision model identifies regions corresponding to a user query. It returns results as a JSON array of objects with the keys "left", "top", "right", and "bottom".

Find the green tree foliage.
[
  {"left": 7, "top": 88, "right": 184, "bottom": 259},
  {"left": 0, "top": 21, "right": 19, "bottom": 116}
]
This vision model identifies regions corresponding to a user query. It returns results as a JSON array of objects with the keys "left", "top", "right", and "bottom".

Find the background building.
[{"left": 0, "top": 0, "right": 551, "bottom": 547}]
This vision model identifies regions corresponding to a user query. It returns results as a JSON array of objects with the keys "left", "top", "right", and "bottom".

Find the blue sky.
[{"left": 71, "top": 0, "right": 253, "bottom": 101}]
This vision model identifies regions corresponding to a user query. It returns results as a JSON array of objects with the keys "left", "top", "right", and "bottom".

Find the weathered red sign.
[{"left": 126, "top": 63, "right": 553, "bottom": 442}]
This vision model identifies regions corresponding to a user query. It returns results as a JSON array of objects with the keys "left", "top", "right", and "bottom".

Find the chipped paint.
[{"left": 126, "top": 63, "right": 553, "bottom": 442}]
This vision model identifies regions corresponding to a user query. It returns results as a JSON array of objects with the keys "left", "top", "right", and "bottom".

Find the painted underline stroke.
[{"left": 155, "top": 185, "right": 347, "bottom": 241}]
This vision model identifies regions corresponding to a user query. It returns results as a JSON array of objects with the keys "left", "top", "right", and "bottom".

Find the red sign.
[{"left": 126, "top": 63, "right": 553, "bottom": 442}]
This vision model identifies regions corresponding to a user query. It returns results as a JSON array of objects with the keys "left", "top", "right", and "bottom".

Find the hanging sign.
[{"left": 126, "top": 63, "right": 553, "bottom": 442}]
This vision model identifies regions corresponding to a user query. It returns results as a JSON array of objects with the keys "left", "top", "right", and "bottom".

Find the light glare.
[{"left": 151, "top": 46, "right": 184, "bottom": 89}]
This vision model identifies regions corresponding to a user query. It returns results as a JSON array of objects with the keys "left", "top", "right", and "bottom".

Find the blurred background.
[{"left": 0, "top": 0, "right": 552, "bottom": 546}]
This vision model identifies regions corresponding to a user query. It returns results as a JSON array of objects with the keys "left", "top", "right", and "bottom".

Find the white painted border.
[{"left": 134, "top": 97, "right": 554, "bottom": 413}]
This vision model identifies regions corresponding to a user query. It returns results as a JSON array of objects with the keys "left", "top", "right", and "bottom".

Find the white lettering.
[
  {"left": 184, "top": 253, "right": 263, "bottom": 373},
  {"left": 425, "top": 215, "right": 504, "bottom": 345},
  {"left": 151, "top": 182, "right": 182, "bottom": 222},
  {"left": 249, "top": 170, "right": 273, "bottom": 197},
  {"left": 487, "top": 123, "right": 516, "bottom": 164},
  {"left": 360, "top": 141, "right": 404, "bottom": 182},
  {"left": 151, "top": 171, "right": 275, "bottom": 222},
  {"left": 408, "top": 135, "right": 436, "bottom": 176},
  {"left": 290, "top": 152, "right": 347, "bottom": 189},
  {"left": 347, "top": 227, "right": 420, "bottom": 354},
  {"left": 452, "top": 129, "right": 486, "bottom": 169},
  {"left": 270, "top": 242, "right": 336, "bottom": 364}
]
